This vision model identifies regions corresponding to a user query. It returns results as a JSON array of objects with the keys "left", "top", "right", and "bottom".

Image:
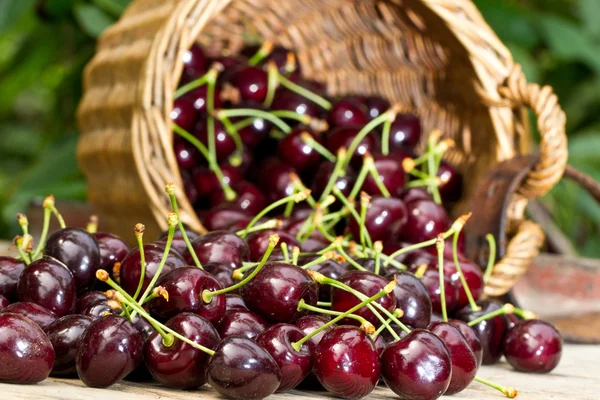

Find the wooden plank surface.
[{"left": 0, "top": 344, "right": 598, "bottom": 400}]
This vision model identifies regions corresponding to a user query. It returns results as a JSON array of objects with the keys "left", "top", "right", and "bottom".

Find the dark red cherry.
[
  {"left": 235, "top": 105, "right": 273, "bottom": 149},
  {"left": 506, "top": 313, "right": 521, "bottom": 330},
  {"left": 80, "top": 300, "right": 120, "bottom": 320},
  {"left": 240, "top": 262, "right": 318, "bottom": 323},
  {"left": 437, "top": 161, "right": 463, "bottom": 202},
  {"left": 44, "top": 227, "right": 101, "bottom": 293},
  {"left": 331, "top": 271, "right": 396, "bottom": 327},
  {"left": 362, "top": 154, "right": 406, "bottom": 197},
  {"left": 182, "top": 44, "right": 208, "bottom": 81},
  {"left": 173, "top": 138, "right": 201, "bottom": 170},
  {"left": 387, "top": 113, "right": 421, "bottom": 149},
  {"left": 184, "top": 231, "right": 249, "bottom": 270},
  {"left": 226, "top": 294, "right": 248, "bottom": 311},
  {"left": 207, "top": 336, "right": 282, "bottom": 400},
  {"left": 203, "top": 206, "right": 251, "bottom": 231},
  {"left": 0, "top": 313, "right": 54, "bottom": 384},
  {"left": 157, "top": 227, "right": 200, "bottom": 255},
  {"left": 399, "top": 199, "right": 450, "bottom": 243},
  {"left": 210, "top": 181, "right": 266, "bottom": 216},
  {"left": 2, "top": 302, "right": 57, "bottom": 329},
  {"left": 0, "top": 295, "right": 8, "bottom": 311},
  {"left": 304, "top": 259, "right": 346, "bottom": 302},
  {"left": 76, "top": 315, "right": 143, "bottom": 388},
  {"left": 184, "top": 84, "right": 223, "bottom": 113},
  {"left": 503, "top": 319, "right": 562, "bottom": 373},
  {"left": 76, "top": 291, "right": 107, "bottom": 313},
  {"left": 385, "top": 272, "right": 432, "bottom": 329},
  {"left": 211, "top": 54, "right": 245, "bottom": 71},
  {"left": 420, "top": 269, "right": 459, "bottom": 315},
  {"left": 45, "top": 315, "right": 93, "bottom": 377},
  {"left": 399, "top": 187, "right": 433, "bottom": 203},
  {"left": 181, "top": 169, "right": 200, "bottom": 205},
  {"left": 277, "top": 128, "right": 322, "bottom": 171},
  {"left": 94, "top": 232, "right": 129, "bottom": 272},
  {"left": 313, "top": 326, "right": 380, "bottom": 399},
  {"left": 448, "top": 319, "right": 483, "bottom": 367},
  {"left": 272, "top": 90, "right": 321, "bottom": 121},
  {"left": 194, "top": 119, "right": 236, "bottom": 162},
  {"left": 442, "top": 258, "right": 484, "bottom": 309},
  {"left": 348, "top": 196, "right": 407, "bottom": 243},
  {"left": 428, "top": 321, "right": 478, "bottom": 395},
  {"left": 381, "top": 329, "right": 452, "bottom": 400},
  {"left": 246, "top": 230, "right": 299, "bottom": 262},
  {"left": 217, "top": 309, "right": 270, "bottom": 341},
  {"left": 294, "top": 315, "right": 333, "bottom": 349},
  {"left": 131, "top": 314, "right": 155, "bottom": 341},
  {"left": 364, "top": 96, "right": 390, "bottom": 120},
  {"left": 226, "top": 66, "right": 269, "bottom": 103},
  {"left": 17, "top": 257, "right": 76, "bottom": 317},
  {"left": 119, "top": 244, "right": 185, "bottom": 296},
  {"left": 455, "top": 301, "right": 508, "bottom": 365},
  {"left": 241, "top": 45, "right": 302, "bottom": 78},
  {"left": 193, "top": 164, "right": 243, "bottom": 198},
  {"left": 204, "top": 262, "right": 236, "bottom": 290},
  {"left": 256, "top": 157, "right": 296, "bottom": 202},
  {"left": 311, "top": 161, "right": 356, "bottom": 199},
  {"left": 0, "top": 256, "right": 26, "bottom": 301},
  {"left": 145, "top": 313, "right": 220, "bottom": 389},
  {"left": 326, "top": 125, "right": 378, "bottom": 166},
  {"left": 327, "top": 98, "right": 368, "bottom": 128},
  {"left": 257, "top": 323, "right": 312, "bottom": 392},
  {"left": 150, "top": 267, "right": 226, "bottom": 326},
  {"left": 170, "top": 97, "right": 196, "bottom": 132}
]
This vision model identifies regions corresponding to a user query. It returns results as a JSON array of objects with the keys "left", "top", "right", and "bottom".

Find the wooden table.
[{"left": 0, "top": 344, "right": 597, "bottom": 400}]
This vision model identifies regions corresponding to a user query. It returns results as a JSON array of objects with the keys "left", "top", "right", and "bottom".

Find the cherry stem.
[
  {"left": 349, "top": 156, "right": 372, "bottom": 200},
  {"left": 316, "top": 301, "right": 331, "bottom": 307},
  {"left": 232, "top": 262, "right": 260, "bottom": 280},
  {"left": 300, "top": 132, "right": 336, "bottom": 162},
  {"left": 232, "top": 117, "right": 257, "bottom": 131},
  {"left": 235, "top": 219, "right": 281, "bottom": 236},
  {"left": 291, "top": 247, "right": 300, "bottom": 265},
  {"left": 319, "top": 148, "right": 347, "bottom": 202},
  {"left": 467, "top": 304, "right": 515, "bottom": 327},
  {"left": 132, "top": 224, "right": 147, "bottom": 301},
  {"left": 513, "top": 307, "right": 537, "bottom": 320},
  {"left": 300, "top": 252, "right": 334, "bottom": 270},
  {"left": 14, "top": 237, "right": 31, "bottom": 265},
  {"left": 331, "top": 188, "right": 365, "bottom": 240},
  {"left": 343, "top": 109, "right": 397, "bottom": 170},
  {"left": 202, "top": 234, "right": 279, "bottom": 303},
  {"left": 269, "top": 110, "right": 311, "bottom": 125},
  {"left": 406, "top": 178, "right": 440, "bottom": 189},
  {"left": 483, "top": 233, "right": 497, "bottom": 285},
  {"left": 291, "top": 280, "right": 396, "bottom": 351},
  {"left": 336, "top": 245, "right": 367, "bottom": 271},
  {"left": 219, "top": 116, "right": 245, "bottom": 163},
  {"left": 384, "top": 225, "right": 459, "bottom": 266},
  {"left": 31, "top": 200, "right": 52, "bottom": 260},
  {"left": 359, "top": 192, "right": 373, "bottom": 249},
  {"left": 426, "top": 134, "right": 442, "bottom": 205},
  {"left": 264, "top": 63, "right": 278, "bottom": 108},
  {"left": 131, "top": 214, "right": 178, "bottom": 319},
  {"left": 280, "top": 242, "right": 290, "bottom": 262},
  {"left": 166, "top": 183, "right": 203, "bottom": 270},
  {"left": 372, "top": 308, "right": 404, "bottom": 339},
  {"left": 374, "top": 241, "right": 383, "bottom": 275},
  {"left": 174, "top": 67, "right": 218, "bottom": 98},
  {"left": 86, "top": 215, "right": 98, "bottom": 234},
  {"left": 248, "top": 40, "right": 274, "bottom": 66},
  {"left": 298, "top": 299, "right": 372, "bottom": 327},
  {"left": 474, "top": 376, "right": 518, "bottom": 399},
  {"left": 49, "top": 202, "right": 66, "bottom": 229},
  {"left": 172, "top": 123, "right": 237, "bottom": 201},
  {"left": 381, "top": 117, "right": 393, "bottom": 156},
  {"left": 368, "top": 164, "right": 392, "bottom": 198},
  {"left": 437, "top": 236, "right": 448, "bottom": 322},
  {"left": 452, "top": 231, "right": 480, "bottom": 311},
  {"left": 275, "top": 69, "right": 332, "bottom": 110},
  {"left": 241, "top": 190, "right": 310, "bottom": 238},
  {"left": 217, "top": 109, "right": 291, "bottom": 134},
  {"left": 17, "top": 214, "right": 29, "bottom": 236}
]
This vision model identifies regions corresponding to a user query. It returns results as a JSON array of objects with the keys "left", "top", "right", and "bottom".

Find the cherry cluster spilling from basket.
[{"left": 0, "top": 42, "right": 563, "bottom": 400}]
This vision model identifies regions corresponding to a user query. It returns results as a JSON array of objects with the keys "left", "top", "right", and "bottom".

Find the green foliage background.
[{"left": 0, "top": 0, "right": 598, "bottom": 256}]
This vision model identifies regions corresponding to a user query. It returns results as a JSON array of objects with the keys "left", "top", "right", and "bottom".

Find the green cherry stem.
[
  {"left": 16, "top": 214, "right": 29, "bottom": 236},
  {"left": 297, "top": 299, "right": 373, "bottom": 328},
  {"left": 367, "top": 163, "right": 392, "bottom": 198},
  {"left": 483, "top": 233, "right": 497, "bottom": 285},
  {"left": 474, "top": 376, "right": 518, "bottom": 398},
  {"left": 349, "top": 155, "right": 372, "bottom": 200},
  {"left": 232, "top": 262, "right": 260, "bottom": 281},
  {"left": 235, "top": 219, "right": 282, "bottom": 236},
  {"left": 263, "top": 62, "right": 278, "bottom": 108},
  {"left": 275, "top": 68, "right": 332, "bottom": 110},
  {"left": 132, "top": 223, "right": 147, "bottom": 301},
  {"left": 513, "top": 307, "right": 537, "bottom": 320},
  {"left": 372, "top": 308, "right": 405, "bottom": 339},
  {"left": 174, "top": 65, "right": 219, "bottom": 99},
  {"left": 436, "top": 235, "right": 448, "bottom": 322},
  {"left": 300, "top": 132, "right": 336, "bottom": 162},
  {"left": 452, "top": 230, "right": 480, "bottom": 311},
  {"left": 316, "top": 301, "right": 331, "bottom": 307},
  {"left": 219, "top": 115, "right": 245, "bottom": 162},
  {"left": 14, "top": 237, "right": 31, "bottom": 265},
  {"left": 217, "top": 109, "right": 292, "bottom": 134},
  {"left": 467, "top": 304, "right": 515, "bottom": 327},
  {"left": 232, "top": 117, "right": 256, "bottom": 131},
  {"left": 300, "top": 251, "right": 336, "bottom": 270},
  {"left": 381, "top": 117, "right": 393, "bottom": 156},
  {"left": 374, "top": 241, "right": 383, "bottom": 275},
  {"left": 280, "top": 242, "right": 290, "bottom": 262},
  {"left": 319, "top": 148, "right": 347, "bottom": 202},
  {"left": 269, "top": 110, "right": 312, "bottom": 125},
  {"left": 248, "top": 40, "right": 274, "bottom": 66},
  {"left": 291, "top": 246, "right": 300, "bottom": 266},
  {"left": 359, "top": 192, "right": 373, "bottom": 249},
  {"left": 31, "top": 196, "right": 54, "bottom": 260},
  {"left": 86, "top": 215, "right": 98, "bottom": 234},
  {"left": 165, "top": 183, "right": 203, "bottom": 270},
  {"left": 202, "top": 234, "right": 279, "bottom": 303}
]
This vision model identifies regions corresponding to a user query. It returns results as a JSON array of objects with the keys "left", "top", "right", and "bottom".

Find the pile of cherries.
[{"left": 0, "top": 41, "right": 563, "bottom": 400}]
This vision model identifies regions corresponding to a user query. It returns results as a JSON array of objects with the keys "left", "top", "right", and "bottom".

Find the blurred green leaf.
[
  {"left": 0, "top": 0, "right": 36, "bottom": 33},
  {"left": 92, "top": 0, "right": 130, "bottom": 17},
  {"left": 506, "top": 43, "right": 540, "bottom": 83},
  {"left": 474, "top": 0, "right": 541, "bottom": 49},
  {"left": 73, "top": 3, "right": 114, "bottom": 38},
  {"left": 579, "top": 0, "right": 600, "bottom": 38},
  {"left": 567, "top": 129, "right": 600, "bottom": 167}
]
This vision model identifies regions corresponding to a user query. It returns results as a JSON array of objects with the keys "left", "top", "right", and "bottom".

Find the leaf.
[
  {"left": 73, "top": 3, "right": 114, "bottom": 38},
  {"left": 0, "top": 0, "right": 36, "bottom": 33},
  {"left": 91, "top": 0, "right": 131, "bottom": 18},
  {"left": 579, "top": 0, "right": 600, "bottom": 39},
  {"left": 567, "top": 129, "right": 600, "bottom": 167}
]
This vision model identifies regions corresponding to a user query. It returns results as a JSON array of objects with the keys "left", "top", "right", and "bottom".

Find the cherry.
[
  {"left": 385, "top": 271, "right": 432, "bottom": 329},
  {"left": 304, "top": 259, "right": 346, "bottom": 301},
  {"left": 170, "top": 97, "right": 196, "bottom": 132},
  {"left": 277, "top": 128, "right": 322, "bottom": 171},
  {"left": 235, "top": 103, "right": 273, "bottom": 148},
  {"left": 506, "top": 313, "right": 521, "bottom": 330},
  {"left": 44, "top": 315, "right": 93, "bottom": 377},
  {"left": 362, "top": 154, "right": 406, "bottom": 197},
  {"left": 226, "top": 66, "right": 269, "bottom": 103},
  {"left": 423, "top": 231, "right": 466, "bottom": 259},
  {"left": 184, "top": 84, "right": 223, "bottom": 113},
  {"left": 399, "top": 199, "right": 450, "bottom": 243},
  {"left": 17, "top": 256, "right": 76, "bottom": 317},
  {"left": 348, "top": 196, "right": 407, "bottom": 243},
  {"left": 448, "top": 319, "right": 484, "bottom": 367},
  {"left": 207, "top": 336, "right": 282, "bottom": 400},
  {"left": 313, "top": 326, "right": 380, "bottom": 399},
  {"left": 174, "top": 138, "right": 200, "bottom": 170},
  {"left": 503, "top": 320, "right": 562, "bottom": 373},
  {"left": 257, "top": 323, "right": 312, "bottom": 392},
  {"left": 131, "top": 314, "right": 155, "bottom": 341},
  {"left": 94, "top": 232, "right": 129, "bottom": 272},
  {"left": 381, "top": 329, "right": 452, "bottom": 400},
  {"left": 246, "top": 230, "right": 299, "bottom": 262},
  {"left": 420, "top": 269, "right": 459, "bottom": 315},
  {"left": 0, "top": 313, "right": 54, "bottom": 384},
  {"left": 428, "top": 321, "right": 478, "bottom": 394},
  {"left": 437, "top": 161, "right": 463, "bottom": 202},
  {"left": 204, "top": 262, "right": 236, "bottom": 290},
  {"left": 182, "top": 44, "right": 208, "bottom": 81},
  {"left": 2, "top": 302, "right": 57, "bottom": 329},
  {"left": 455, "top": 300, "right": 508, "bottom": 365},
  {"left": 0, "top": 256, "right": 26, "bottom": 301},
  {"left": 181, "top": 169, "right": 200, "bottom": 205},
  {"left": 327, "top": 98, "right": 368, "bottom": 127},
  {"left": 209, "top": 182, "right": 266, "bottom": 217},
  {"left": 226, "top": 294, "right": 248, "bottom": 311},
  {"left": 325, "top": 125, "right": 378, "bottom": 166},
  {"left": 203, "top": 206, "right": 251, "bottom": 231},
  {"left": 144, "top": 313, "right": 220, "bottom": 389},
  {"left": 193, "top": 164, "right": 243, "bottom": 198},
  {"left": 364, "top": 96, "right": 390, "bottom": 120},
  {"left": 294, "top": 315, "right": 333, "bottom": 349},
  {"left": 331, "top": 271, "right": 396, "bottom": 326},
  {"left": 211, "top": 54, "right": 245, "bottom": 71},
  {"left": 272, "top": 90, "right": 321, "bottom": 121},
  {"left": 256, "top": 157, "right": 296, "bottom": 202},
  {"left": 80, "top": 300, "right": 120, "bottom": 320},
  {"left": 398, "top": 187, "right": 433, "bottom": 203},
  {"left": 184, "top": 231, "right": 249, "bottom": 270},
  {"left": 387, "top": 113, "right": 421, "bottom": 149},
  {"left": 157, "top": 227, "right": 200, "bottom": 254},
  {"left": 217, "top": 309, "right": 269, "bottom": 341},
  {"left": 44, "top": 227, "right": 101, "bottom": 293},
  {"left": 311, "top": 161, "right": 356, "bottom": 199},
  {"left": 442, "top": 258, "right": 484, "bottom": 309},
  {"left": 76, "top": 291, "right": 107, "bottom": 313},
  {"left": 150, "top": 267, "right": 226, "bottom": 326},
  {"left": 194, "top": 118, "right": 237, "bottom": 162},
  {"left": 240, "top": 262, "right": 318, "bottom": 323},
  {"left": 76, "top": 315, "right": 144, "bottom": 388},
  {"left": 0, "top": 295, "right": 8, "bottom": 311}
]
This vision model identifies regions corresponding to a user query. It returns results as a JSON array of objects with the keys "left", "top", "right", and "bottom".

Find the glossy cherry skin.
[
  {"left": 181, "top": 44, "right": 208, "bottom": 81},
  {"left": 256, "top": 323, "right": 312, "bottom": 392},
  {"left": 226, "top": 294, "right": 248, "bottom": 311},
  {"left": 44, "top": 315, "right": 93, "bottom": 377},
  {"left": 387, "top": 113, "right": 421, "bottom": 149},
  {"left": 240, "top": 262, "right": 318, "bottom": 323},
  {"left": 246, "top": 230, "right": 299, "bottom": 262},
  {"left": 0, "top": 313, "right": 55, "bottom": 384},
  {"left": 420, "top": 269, "right": 459, "bottom": 315},
  {"left": 364, "top": 96, "right": 390, "bottom": 120},
  {"left": 277, "top": 128, "right": 322, "bottom": 171},
  {"left": 207, "top": 336, "right": 282, "bottom": 400},
  {"left": 227, "top": 66, "right": 269, "bottom": 103},
  {"left": 0, "top": 256, "right": 26, "bottom": 301},
  {"left": 44, "top": 227, "right": 101, "bottom": 293},
  {"left": 442, "top": 258, "right": 484, "bottom": 309},
  {"left": 327, "top": 98, "right": 368, "bottom": 128},
  {"left": 144, "top": 313, "right": 220, "bottom": 389},
  {"left": 256, "top": 157, "right": 296, "bottom": 202},
  {"left": 217, "top": 309, "right": 270, "bottom": 341},
  {"left": 204, "top": 262, "right": 236, "bottom": 290},
  {"left": 311, "top": 160, "right": 356, "bottom": 200},
  {"left": 272, "top": 89, "right": 321, "bottom": 121},
  {"left": 203, "top": 206, "right": 251, "bottom": 232},
  {"left": 80, "top": 298, "right": 121, "bottom": 320},
  {"left": 455, "top": 300, "right": 508, "bottom": 365},
  {"left": 0, "top": 295, "right": 8, "bottom": 311},
  {"left": 398, "top": 187, "right": 433, "bottom": 203},
  {"left": 17, "top": 257, "right": 76, "bottom": 317},
  {"left": 150, "top": 267, "right": 226, "bottom": 326},
  {"left": 175, "top": 138, "right": 201, "bottom": 170},
  {"left": 184, "top": 231, "right": 249, "bottom": 270},
  {"left": 348, "top": 196, "right": 407, "bottom": 243},
  {"left": 305, "top": 259, "right": 346, "bottom": 301},
  {"left": 193, "top": 164, "right": 243, "bottom": 199},
  {"left": 326, "top": 125, "right": 378, "bottom": 166},
  {"left": 331, "top": 271, "right": 396, "bottom": 327},
  {"left": 210, "top": 181, "right": 266, "bottom": 216},
  {"left": 76, "top": 315, "right": 143, "bottom": 388},
  {"left": 119, "top": 244, "right": 185, "bottom": 296},
  {"left": 294, "top": 315, "right": 333, "bottom": 349},
  {"left": 503, "top": 320, "right": 562, "bottom": 373},
  {"left": 381, "top": 329, "right": 452, "bottom": 400},
  {"left": 156, "top": 228, "right": 200, "bottom": 255},
  {"left": 362, "top": 154, "right": 406, "bottom": 197},
  {"left": 94, "top": 232, "right": 129, "bottom": 271},
  {"left": 506, "top": 313, "right": 521, "bottom": 330},
  {"left": 385, "top": 272, "right": 432, "bottom": 329},
  {"left": 399, "top": 199, "right": 450, "bottom": 243},
  {"left": 448, "top": 319, "right": 483, "bottom": 367},
  {"left": 2, "top": 302, "right": 57, "bottom": 329},
  {"left": 171, "top": 97, "right": 196, "bottom": 132},
  {"left": 76, "top": 291, "right": 107, "bottom": 313},
  {"left": 195, "top": 119, "right": 237, "bottom": 162},
  {"left": 313, "top": 326, "right": 380, "bottom": 399},
  {"left": 428, "top": 321, "right": 478, "bottom": 394},
  {"left": 184, "top": 83, "right": 223, "bottom": 113},
  {"left": 437, "top": 161, "right": 463, "bottom": 202}
]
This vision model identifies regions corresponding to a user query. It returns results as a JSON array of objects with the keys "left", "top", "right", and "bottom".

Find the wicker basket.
[{"left": 76, "top": 0, "right": 567, "bottom": 297}]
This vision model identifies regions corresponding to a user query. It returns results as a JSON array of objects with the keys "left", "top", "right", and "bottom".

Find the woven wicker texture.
[{"left": 76, "top": 0, "right": 568, "bottom": 296}]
